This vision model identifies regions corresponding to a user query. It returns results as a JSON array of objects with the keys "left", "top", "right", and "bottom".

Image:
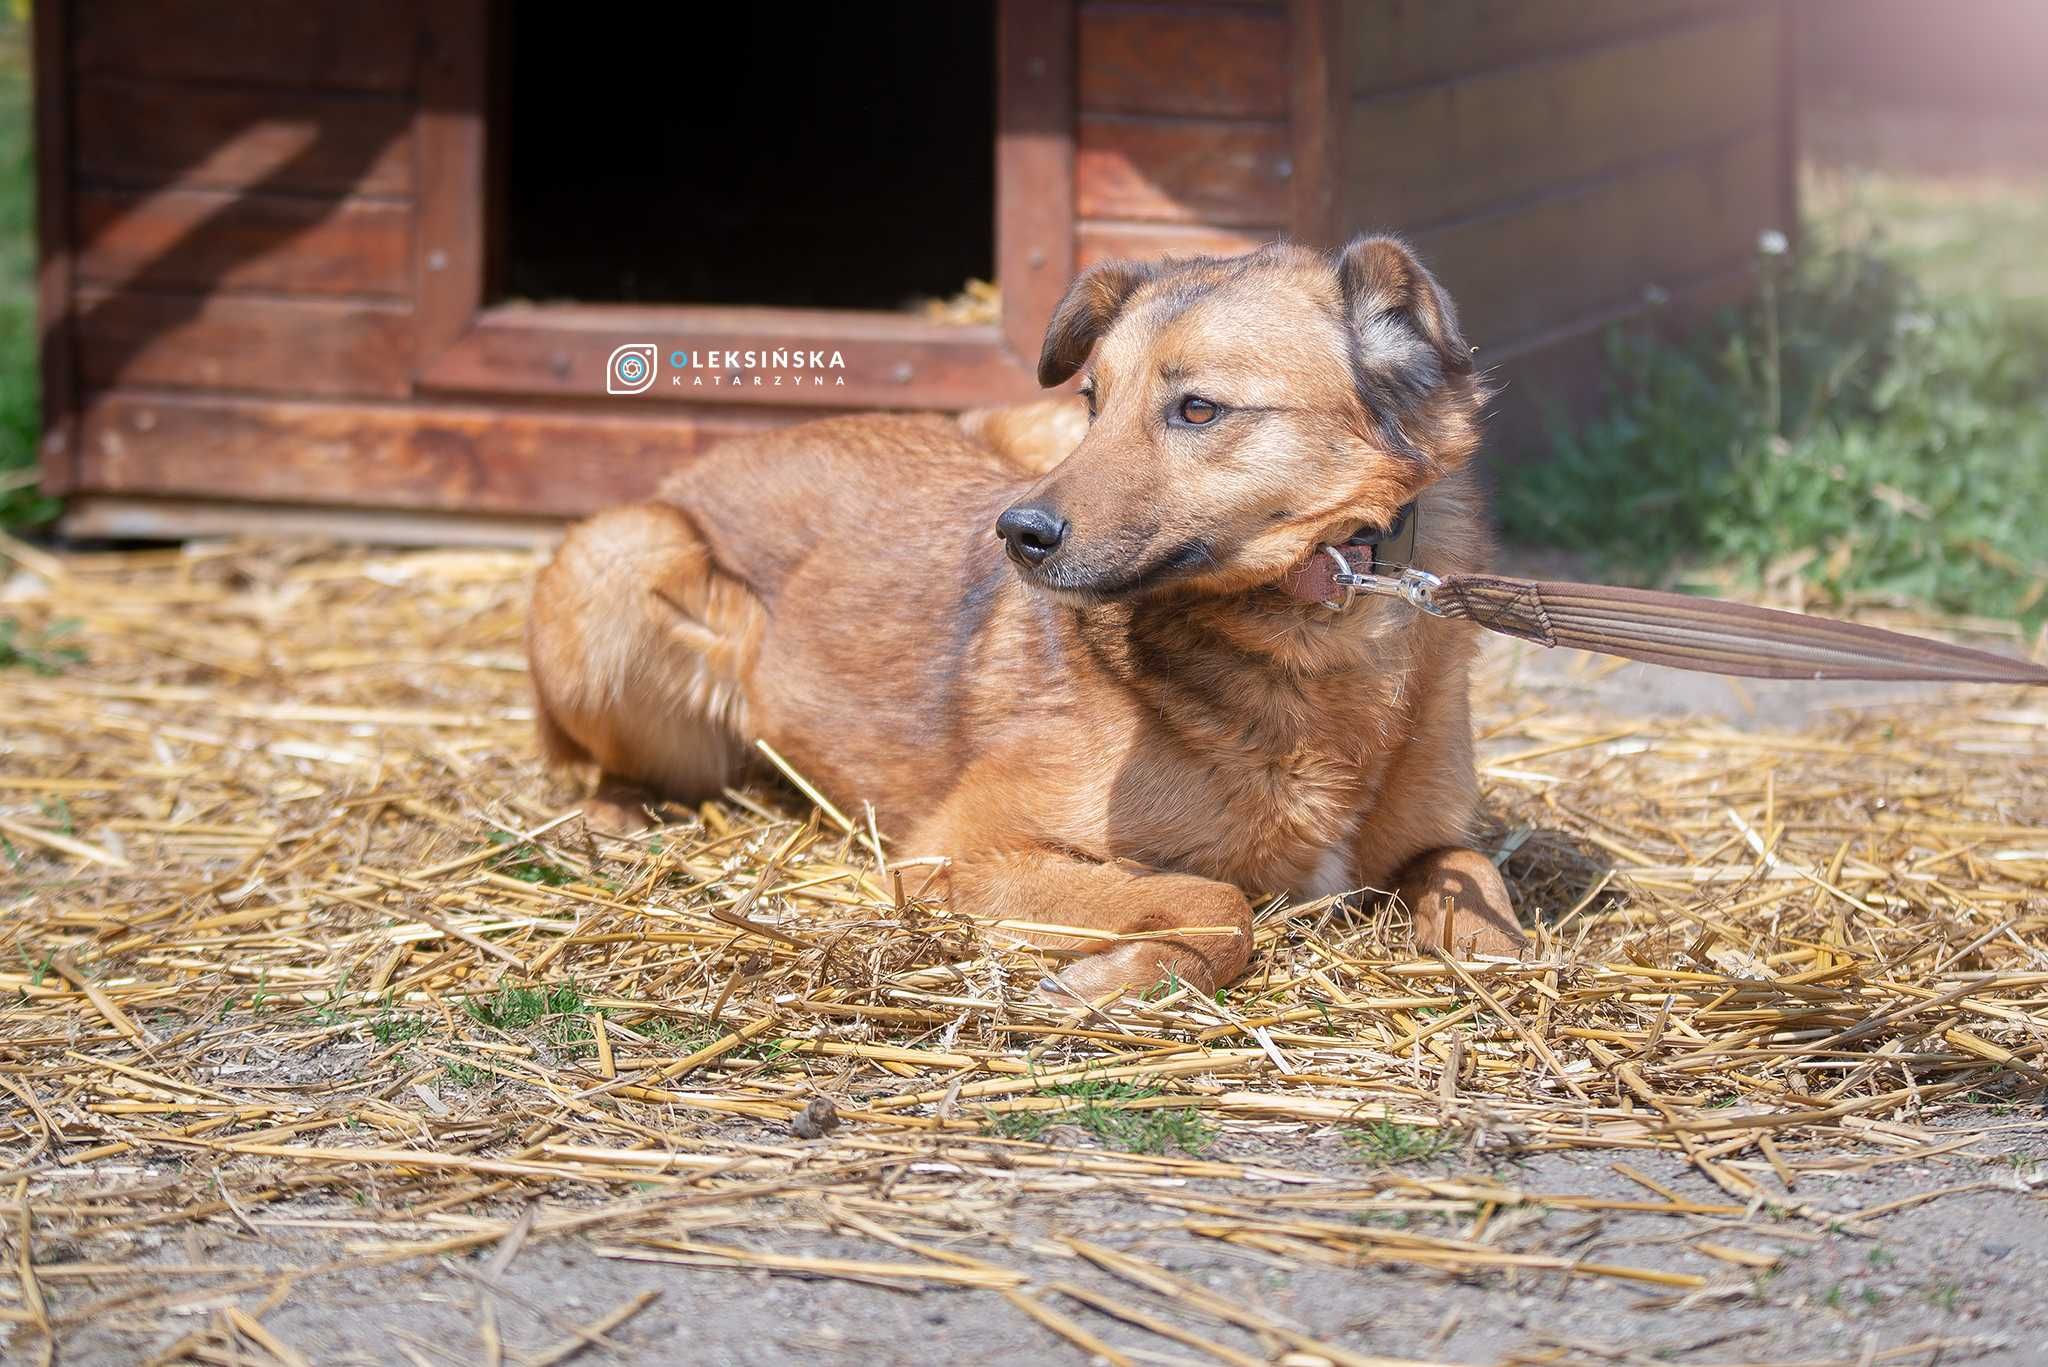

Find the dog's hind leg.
[
  {"left": 956, "top": 397, "right": 1087, "bottom": 476},
  {"left": 528, "top": 502, "right": 763, "bottom": 833},
  {"left": 942, "top": 848, "right": 1253, "bottom": 1003},
  {"left": 1394, "top": 847, "right": 1526, "bottom": 958}
]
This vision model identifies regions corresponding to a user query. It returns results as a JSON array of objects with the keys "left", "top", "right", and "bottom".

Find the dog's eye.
[
  {"left": 1079, "top": 384, "right": 1097, "bottom": 421},
  {"left": 1178, "top": 396, "right": 1220, "bottom": 426}
]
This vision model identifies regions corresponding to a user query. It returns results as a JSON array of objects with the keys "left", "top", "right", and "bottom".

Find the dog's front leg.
[{"left": 944, "top": 849, "right": 1253, "bottom": 1003}]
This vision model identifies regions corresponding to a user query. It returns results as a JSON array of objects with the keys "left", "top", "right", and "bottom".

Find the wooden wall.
[
  {"left": 40, "top": 0, "right": 1791, "bottom": 535},
  {"left": 59, "top": 0, "right": 409, "bottom": 518},
  {"left": 1335, "top": 0, "right": 1790, "bottom": 458},
  {"left": 1074, "top": 1, "right": 1291, "bottom": 265},
  {"left": 44, "top": 0, "right": 737, "bottom": 531},
  {"left": 1069, "top": 0, "right": 1790, "bottom": 462},
  {"left": 65, "top": 1, "right": 416, "bottom": 402}
]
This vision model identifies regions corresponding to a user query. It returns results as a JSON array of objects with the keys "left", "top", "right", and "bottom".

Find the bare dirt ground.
[
  {"left": 4, "top": 543, "right": 2044, "bottom": 1367},
  {"left": 50, "top": 1127, "right": 2048, "bottom": 1367}
]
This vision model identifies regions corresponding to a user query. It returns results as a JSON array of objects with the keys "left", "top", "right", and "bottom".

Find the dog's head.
[{"left": 995, "top": 236, "right": 1484, "bottom": 600}]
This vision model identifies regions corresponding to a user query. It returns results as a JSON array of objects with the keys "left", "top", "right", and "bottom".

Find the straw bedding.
[{"left": 1, "top": 536, "right": 2043, "bottom": 1364}]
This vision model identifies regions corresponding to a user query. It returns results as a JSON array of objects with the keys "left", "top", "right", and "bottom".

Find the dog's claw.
[{"left": 1037, "top": 974, "right": 1094, "bottom": 1006}]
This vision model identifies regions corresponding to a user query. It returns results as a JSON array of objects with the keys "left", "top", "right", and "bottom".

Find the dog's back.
[{"left": 655, "top": 414, "right": 1019, "bottom": 608}]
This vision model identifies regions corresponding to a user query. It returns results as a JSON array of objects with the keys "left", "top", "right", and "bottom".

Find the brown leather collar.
[{"left": 1281, "top": 499, "right": 1419, "bottom": 604}]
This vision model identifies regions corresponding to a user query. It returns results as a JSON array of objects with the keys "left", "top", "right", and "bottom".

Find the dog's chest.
[{"left": 1131, "top": 670, "right": 1405, "bottom": 890}]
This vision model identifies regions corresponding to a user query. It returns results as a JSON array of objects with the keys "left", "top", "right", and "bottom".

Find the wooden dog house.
[{"left": 35, "top": 1, "right": 1793, "bottom": 540}]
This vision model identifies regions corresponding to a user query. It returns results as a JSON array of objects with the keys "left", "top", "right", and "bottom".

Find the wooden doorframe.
[
  {"left": 32, "top": 0, "right": 79, "bottom": 496},
  {"left": 1287, "top": 0, "right": 1344, "bottom": 247},
  {"left": 410, "top": 0, "right": 1074, "bottom": 412}
]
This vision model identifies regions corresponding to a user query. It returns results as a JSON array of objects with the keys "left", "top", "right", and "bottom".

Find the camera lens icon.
[{"left": 607, "top": 344, "right": 659, "bottom": 395}]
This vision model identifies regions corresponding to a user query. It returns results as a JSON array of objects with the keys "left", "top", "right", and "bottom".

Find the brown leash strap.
[
  {"left": 1300, "top": 545, "right": 2048, "bottom": 684},
  {"left": 1428, "top": 573, "right": 2048, "bottom": 684}
]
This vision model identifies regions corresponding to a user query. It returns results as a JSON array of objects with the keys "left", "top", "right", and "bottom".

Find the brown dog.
[{"left": 528, "top": 237, "right": 1524, "bottom": 1000}]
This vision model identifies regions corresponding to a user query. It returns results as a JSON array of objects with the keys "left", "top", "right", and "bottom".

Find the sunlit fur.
[{"left": 528, "top": 237, "right": 1524, "bottom": 1000}]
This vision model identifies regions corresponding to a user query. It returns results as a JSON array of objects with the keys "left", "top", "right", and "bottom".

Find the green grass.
[
  {"left": 463, "top": 982, "right": 599, "bottom": 1055},
  {"left": 464, "top": 981, "right": 590, "bottom": 1030},
  {"left": 369, "top": 1007, "right": 428, "bottom": 1045},
  {"left": 1501, "top": 175, "right": 2048, "bottom": 630},
  {"left": 0, "top": 16, "right": 44, "bottom": 528},
  {"left": 484, "top": 830, "right": 576, "bottom": 886},
  {"left": 0, "top": 615, "right": 81, "bottom": 672},
  {"left": 1808, "top": 167, "right": 2048, "bottom": 319},
  {"left": 35, "top": 794, "right": 70, "bottom": 833},
  {"left": 1352, "top": 1207, "right": 1417, "bottom": 1229},
  {"left": 986, "top": 1075, "right": 1214, "bottom": 1155},
  {"left": 442, "top": 1058, "right": 488, "bottom": 1087},
  {"left": 637, "top": 1015, "right": 799, "bottom": 1063},
  {"left": 1344, "top": 1116, "right": 1451, "bottom": 1166},
  {"left": 641, "top": 1015, "right": 724, "bottom": 1053}
]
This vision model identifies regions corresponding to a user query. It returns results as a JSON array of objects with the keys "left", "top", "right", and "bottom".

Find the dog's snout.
[{"left": 995, "top": 504, "right": 1068, "bottom": 567}]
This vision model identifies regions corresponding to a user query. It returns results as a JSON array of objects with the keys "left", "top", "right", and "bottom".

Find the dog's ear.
[
  {"left": 1036, "top": 259, "right": 1157, "bottom": 387},
  {"left": 1335, "top": 235, "right": 1473, "bottom": 458}
]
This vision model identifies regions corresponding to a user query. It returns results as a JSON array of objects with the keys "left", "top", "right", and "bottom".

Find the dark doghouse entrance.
[{"left": 498, "top": 4, "right": 998, "bottom": 311}]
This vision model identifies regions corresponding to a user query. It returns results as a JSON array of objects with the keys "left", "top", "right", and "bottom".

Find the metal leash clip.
[
  {"left": 1317, "top": 544, "right": 1361, "bottom": 611},
  {"left": 1329, "top": 564, "right": 1450, "bottom": 617}
]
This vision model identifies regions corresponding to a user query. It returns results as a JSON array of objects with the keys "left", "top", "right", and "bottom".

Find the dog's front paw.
[{"left": 1037, "top": 945, "right": 1216, "bottom": 1006}]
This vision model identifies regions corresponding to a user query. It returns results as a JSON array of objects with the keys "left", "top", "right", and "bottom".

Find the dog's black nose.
[{"left": 995, "top": 504, "right": 1068, "bottom": 566}]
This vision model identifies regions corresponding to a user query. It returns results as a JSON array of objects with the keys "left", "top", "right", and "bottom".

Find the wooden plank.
[
  {"left": 73, "top": 289, "right": 414, "bottom": 398},
  {"left": 413, "top": 0, "right": 489, "bottom": 376},
  {"left": 63, "top": 495, "right": 569, "bottom": 548},
  {"left": 72, "top": 0, "right": 419, "bottom": 92},
  {"left": 996, "top": 0, "right": 1078, "bottom": 365},
  {"left": 1481, "top": 260, "right": 1757, "bottom": 464},
  {"left": 73, "top": 392, "right": 815, "bottom": 518},
  {"left": 1288, "top": 0, "right": 1344, "bottom": 246},
  {"left": 1076, "top": 116, "right": 1288, "bottom": 228},
  {"left": 1776, "top": 1, "right": 1799, "bottom": 250},
  {"left": 1340, "top": 0, "right": 1756, "bottom": 95},
  {"left": 1343, "top": 12, "right": 1777, "bottom": 230},
  {"left": 1076, "top": 221, "right": 1278, "bottom": 268},
  {"left": 419, "top": 306, "right": 1043, "bottom": 412},
  {"left": 1482, "top": 322, "right": 1620, "bottom": 467},
  {"left": 33, "top": 0, "right": 79, "bottom": 495},
  {"left": 1411, "top": 130, "right": 1777, "bottom": 350},
  {"left": 1079, "top": 2, "right": 1288, "bottom": 119},
  {"left": 72, "top": 188, "right": 412, "bottom": 298},
  {"left": 74, "top": 80, "right": 413, "bottom": 196}
]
